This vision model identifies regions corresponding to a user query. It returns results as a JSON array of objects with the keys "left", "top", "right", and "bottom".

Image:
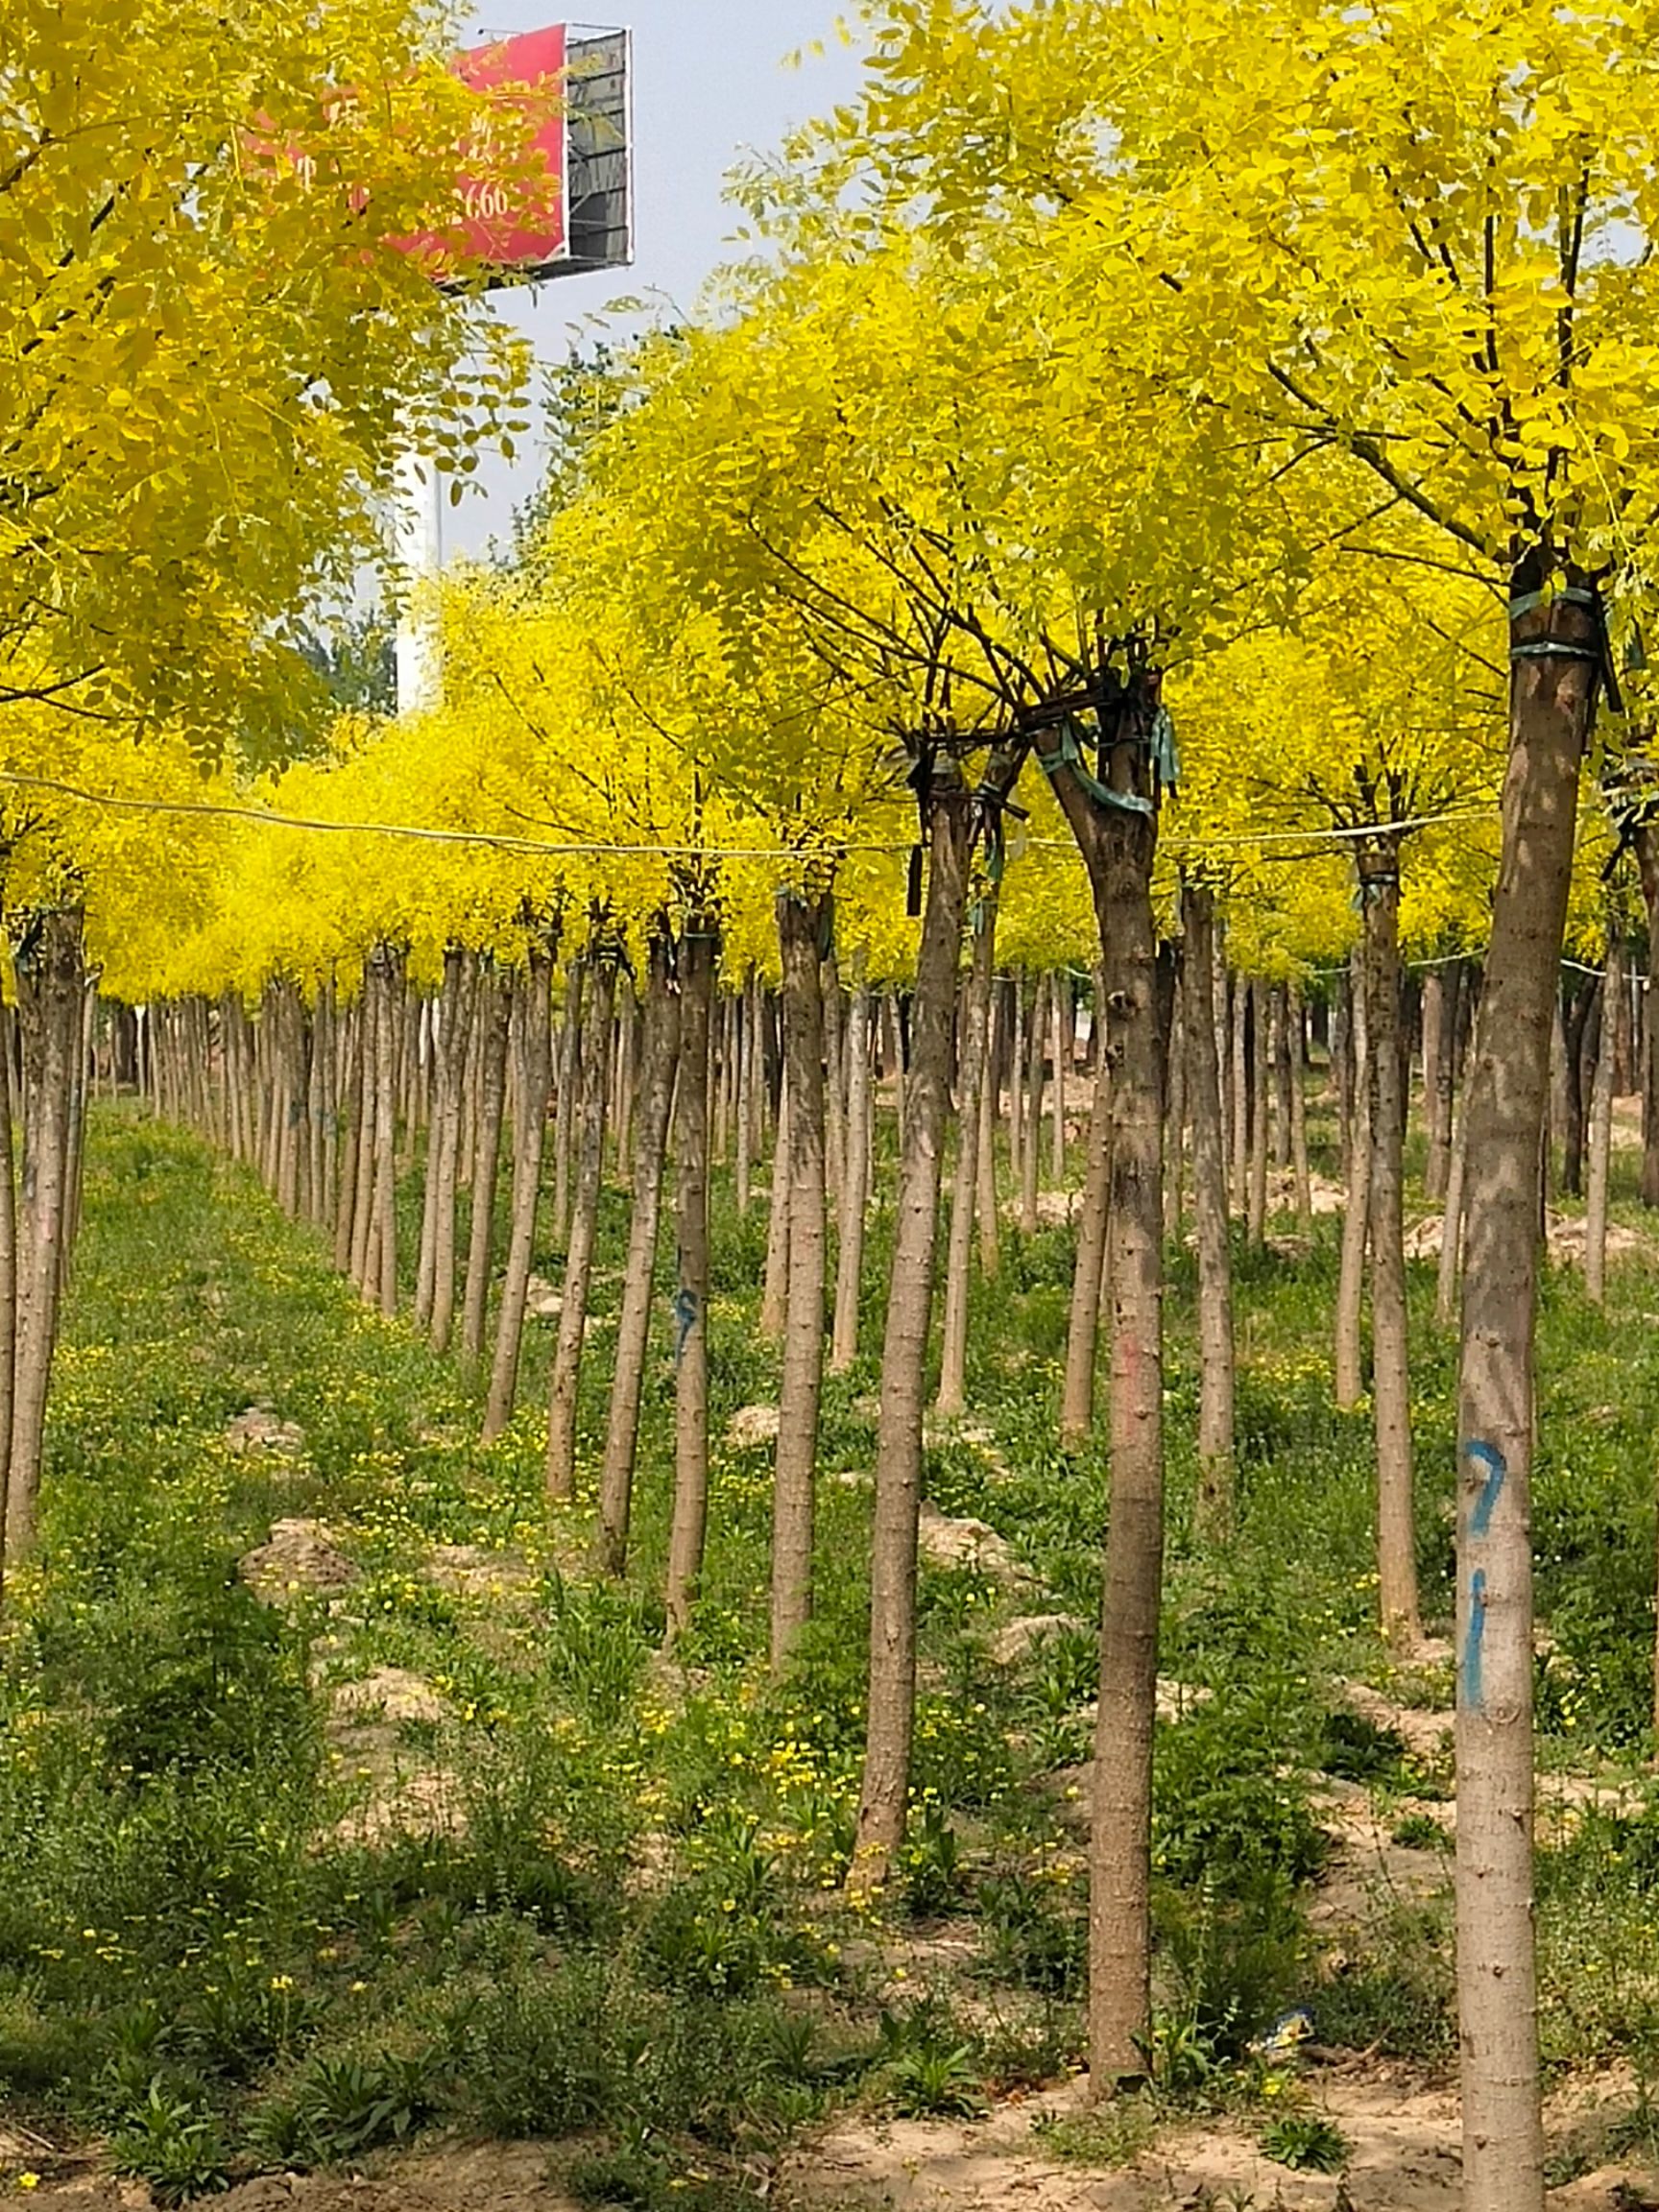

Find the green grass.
[{"left": 1, "top": 1094, "right": 1658, "bottom": 2189}]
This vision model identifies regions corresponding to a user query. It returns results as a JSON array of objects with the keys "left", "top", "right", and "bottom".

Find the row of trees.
[{"left": 10, "top": 2, "right": 1659, "bottom": 2207}]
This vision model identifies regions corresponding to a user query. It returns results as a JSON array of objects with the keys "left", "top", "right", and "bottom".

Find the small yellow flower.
[{"left": 18, "top": 2175, "right": 40, "bottom": 2192}]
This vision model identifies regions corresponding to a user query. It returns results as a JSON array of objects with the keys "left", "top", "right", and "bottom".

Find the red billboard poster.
[{"left": 448, "top": 24, "right": 567, "bottom": 273}]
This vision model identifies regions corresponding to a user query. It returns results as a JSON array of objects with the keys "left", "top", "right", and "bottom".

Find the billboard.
[{"left": 435, "top": 22, "right": 633, "bottom": 287}]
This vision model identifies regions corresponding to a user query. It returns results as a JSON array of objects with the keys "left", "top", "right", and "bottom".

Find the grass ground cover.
[{"left": 2, "top": 1098, "right": 1658, "bottom": 2201}]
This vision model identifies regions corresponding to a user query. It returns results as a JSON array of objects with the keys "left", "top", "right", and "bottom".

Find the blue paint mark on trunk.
[
  {"left": 1464, "top": 1440, "right": 1507, "bottom": 1537},
  {"left": 673, "top": 1286, "right": 700, "bottom": 1364},
  {"left": 1461, "top": 1568, "right": 1488, "bottom": 1713}
]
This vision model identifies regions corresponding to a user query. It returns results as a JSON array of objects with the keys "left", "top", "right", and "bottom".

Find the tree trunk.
[
  {"left": 759, "top": 1075, "right": 790, "bottom": 1340},
  {"left": 7, "top": 907, "right": 84, "bottom": 1558},
  {"left": 1288, "top": 981, "right": 1313, "bottom": 1235},
  {"left": 461, "top": 969, "right": 512, "bottom": 1366},
  {"left": 429, "top": 954, "right": 475, "bottom": 1355},
  {"left": 416, "top": 950, "right": 466, "bottom": 1328},
  {"left": 734, "top": 973, "right": 756, "bottom": 1215},
  {"left": 372, "top": 950, "right": 399, "bottom": 1317},
  {"left": 851, "top": 781, "right": 975, "bottom": 1889},
  {"left": 1455, "top": 574, "right": 1600, "bottom": 2212},
  {"left": 937, "top": 893, "right": 996, "bottom": 1417},
  {"left": 665, "top": 916, "right": 716, "bottom": 1642},
  {"left": 1183, "top": 884, "right": 1236, "bottom": 1531},
  {"left": 831, "top": 978, "right": 874, "bottom": 1374},
  {"left": 1229, "top": 971, "right": 1250, "bottom": 1215},
  {"left": 1021, "top": 975, "right": 1044, "bottom": 1233},
  {"left": 1049, "top": 971, "right": 1068, "bottom": 1185},
  {"left": 1044, "top": 699, "right": 1166, "bottom": 2092},
  {"left": 1359, "top": 842, "right": 1421, "bottom": 1647},
  {"left": 483, "top": 948, "right": 555, "bottom": 1441},
  {"left": 0, "top": 1008, "right": 18, "bottom": 1600},
  {"left": 1164, "top": 961, "right": 1186, "bottom": 1240},
  {"left": 770, "top": 891, "right": 830, "bottom": 1673},
  {"left": 552, "top": 961, "right": 585, "bottom": 1244},
  {"left": 975, "top": 971, "right": 1002, "bottom": 1277},
  {"left": 1586, "top": 938, "right": 1622, "bottom": 1308},
  {"left": 1335, "top": 948, "right": 1370, "bottom": 1411},
  {"left": 597, "top": 934, "right": 682, "bottom": 1575},
  {"left": 1559, "top": 974, "right": 1597, "bottom": 1200},
  {"left": 1438, "top": 1044, "right": 1474, "bottom": 1331},
  {"left": 546, "top": 947, "right": 617, "bottom": 1500},
  {"left": 1059, "top": 1050, "right": 1113, "bottom": 1448},
  {"left": 1246, "top": 980, "right": 1270, "bottom": 1242}
]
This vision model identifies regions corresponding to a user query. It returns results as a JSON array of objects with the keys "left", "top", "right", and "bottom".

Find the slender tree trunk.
[
  {"left": 552, "top": 961, "right": 584, "bottom": 1244},
  {"left": 546, "top": 947, "right": 617, "bottom": 1499},
  {"left": 1049, "top": 971, "right": 1067, "bottom": 1184},
  {"left": 484, "top": 947, "right": 556, "bottom": 1441},
  {"left": 613, "top": 975, "right": 637, "bottom": 1185},
  {"left": 1021, "top": 977, "right": 1044, "bottom": 1233},
  {"left": 1247, "top": 979, "right": 1270, "bottom": 1243},
  {"left": 1455, "top": 575, "right": 1600, "bottom": 2212},
  {"left": 851, "top": 782, "right": 975, "bottom": 1888},
  {"left": 429, "top": 953, "right": 474, "bottom": 1355},
  {"left": 1586, "top": 938, "right": 1623, "bottom": 1308},
  {"left": 6, "top": 907, "right": 84, "bottom": 1558},
  {"left": 975, "top": 973, "right": 1002, "bottom": 1277},
  {"left": 1183, "top": 884, "right": 1236, "bottom": 1530},
  {"left": 1559, "top": 975, "right": 1597, "bottom": 1200},
  {"left": 1059, "top": 1050, "right": 1113, "bottom": 1448},
  {"left": 1335, "top": 947, "right": 1371, "bottom": 1411},
  {"left": 1438, "top": 1046, "right": 1474, "bottom": 1331},
  {"left": 1359, "top": 842, "right": 1421, "bottom": 1647},
  {"left": 416, "top": 950, "right": 465, "bottom": 1328},
  {"left": 1164, "top": 962, "right": 1186, "bottom": 1240},
  {"left": 461, "top": 969, "right": 512, "bottom": 1366},
  {"left": 334, "top": 1004, "right": 363, "bottom": 1274},
  {"left": 831, "top": 977, "right": 874, "bottom": 1375},
  {"left": 734, "top": 974, "right": 755, "bottom": 1215},
  {"left": 759, "top": 1077, "right": 790, "bottom": 1340},
  {"left": 665, "top": 917, "right": 715, "bottom": 1643},
  {"left": 1046, "top": 717, "right": 1166, "bottom": 2094},
  {"left": 373, "top": 951, "right": 399, "bottom": 1317},
  {"left": 597, "top": 935, "right": 682, "bottom": 1575},
  {"left": 0, "top": 1008, "right": 18, "bottom": 1600},
  {"left": 1229, "top": 972, "right": 1249, "bottom": 1215},
  {"left": 937, "top": 893, "right": 996, "bottom": 1417},
  {"left": 770, "top": 891, "right": 830, "bottom": 1673},
  {"left": 1288, "top": 981, "right": 1313, "bottom": 1234}
]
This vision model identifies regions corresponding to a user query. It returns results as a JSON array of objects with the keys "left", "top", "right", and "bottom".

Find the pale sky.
[{"left": 444, "top": 1, "right": 869, "bottom": 554}]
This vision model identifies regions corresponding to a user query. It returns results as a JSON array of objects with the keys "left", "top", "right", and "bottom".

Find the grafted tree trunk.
[
  {"left": 852, "top": 780, "right": 975, "bottom": 1889},
  {"left": 770, "top": 890, "right": 830, "bottom": 1673},
  {"left": 1359, "top": 839, "right": 1420, "bottom": 1647},
  {"left": 597, "top": 933, "right": 682, "bottom": 1575},
  {"left": 665, "top": 914, "right": 716, "bottom": 1643},
  {"left": 1045, "top": 690, "right": 1166, "bottom": 2094},
  {"left": 461, "top": 969, "right": 512, "bottom": 1365},
  {"left": 937, "top": 891, "right": 997, "bottom": 1417},
  {"left": 546, "top": 943, "right": 618, "bottom": 1500},
  {"left": 1183, "top": 884, "right": 1235, "bottom": 1530},
  {"left": 1455, "top": 576, "right": 1600, "bottom": 2212},
  {"left": 482, "top": 946, "right": 555, "bottom": 1439},
  {"left": 831, "top": 976, "right": 874, "bottom": 1375},
  {"left": 1585, "top": 938, "right": 1622, "bottom": 1308}
]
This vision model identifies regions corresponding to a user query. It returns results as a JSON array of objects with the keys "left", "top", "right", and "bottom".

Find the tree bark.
[
  {"left": 831, "top": 977, "right": 874, "bottom": 1375},
  {"left": 665, "top": 915, "right": 716, "bottom": 1643},
  {"left": 1335, "top": 947, "right": 1371, "bottom": 1411},
  {"left": 1359, "top": 840, "right": 1421, "bottom": 1647},
  {"left": 461, "top": 969, "right": 512, "bottom": 1366},
  {"left": 546, "top": 944, "right": 617, "bottom": 1500},
  {"left": 937, "top": 892, "right": 996, "bottom": 1417},
  {"left": 597, "top": 933, "right": 682, "bottom": 1575},
  {"left": 1183, "top": 884, "right": 1236, "bottom": 1531},
  {"left": 1288, "top": 981, "right": 1313, "bottom": 1235},
  {"left": 1455, "top": 575, "right": 1600, "bottom": 2212},
  {"left": 770, "top": 891, "right": 830, "bottom": 1673},
  {"left": 483, "top": 948, "right": 556, "bottom": 1441},
  {"left": 6, "top": 907, "right": 84, "bottom": 1558},
  {"left": 759, "top": 1073, "right": 790, "bottom": 1340},
  {"left": 1021, "top": 975, "right": 1044, "bottom": 1233},
  {"left": 851, "top": 781, "right": 975, "bottom": 1889},
  {"left": 1060, "top": 1049, "right": 1113, "bottom": 1449},
  {"left": 1585, "top": 938, "right": 1622, "bottom": 1308}
]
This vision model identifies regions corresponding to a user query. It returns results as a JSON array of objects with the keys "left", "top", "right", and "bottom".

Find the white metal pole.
[{"left": 393, "top": 445, "right": 444, "bottom": 716}]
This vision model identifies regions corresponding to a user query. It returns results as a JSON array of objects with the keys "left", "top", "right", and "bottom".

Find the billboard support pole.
[{"left": 393, "top": 445, "right": 444, "bottom": 717}]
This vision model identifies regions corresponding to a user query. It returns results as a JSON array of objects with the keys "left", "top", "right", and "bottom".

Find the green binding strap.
[{"left": 1037, "top": 718, "right": 1155, "bottom": 819}]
